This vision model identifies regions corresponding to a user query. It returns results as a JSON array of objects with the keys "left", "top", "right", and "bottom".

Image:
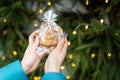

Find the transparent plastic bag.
[{"left": 37, "top": 10, "right": 64, "bottom": 55}]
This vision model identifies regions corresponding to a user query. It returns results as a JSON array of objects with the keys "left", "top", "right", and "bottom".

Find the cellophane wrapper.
[{"left": 37, "top": 10, "right": 64, "bottom": 55}]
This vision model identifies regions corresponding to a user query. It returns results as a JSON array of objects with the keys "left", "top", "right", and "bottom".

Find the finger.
[
  {"left": 29, "top": 30, "right": 40, "bottom": 45},
  {"left": 62, "top": 37, "right": 68, "bottom": 55},
  {"left": 55, "top": 38, "right": 65, "bottom": 52},
  {"left": 37, "top": 50, "right": 47, "bottom": 60},
  {"left": 33, "top": 36, "right": 39, "bottom": 49},
  {"left": 64, "top": 37, "right": 68, "bottom": 49},
  {"left": 29, "top": 53, "right": 46, "bottom": 73}
]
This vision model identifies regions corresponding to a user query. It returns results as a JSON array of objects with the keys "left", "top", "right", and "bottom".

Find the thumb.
[
  {"left": 38, "top": 53, "right": 46, "bottom": 60},
  {"left": 55, "top": 38, "right": 65, "bottom": 52}
]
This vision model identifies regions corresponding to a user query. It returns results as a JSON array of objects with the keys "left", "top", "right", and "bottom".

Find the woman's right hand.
[{"left": 44, "top": 37, "right": 68, "bottom": 73}]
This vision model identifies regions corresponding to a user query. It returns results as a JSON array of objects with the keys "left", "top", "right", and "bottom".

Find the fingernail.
[{"left": 65, "top": 34, "right": 68, "bottom": 38}]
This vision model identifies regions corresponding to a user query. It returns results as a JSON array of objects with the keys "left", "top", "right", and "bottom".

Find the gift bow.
[{"left": 42, "top": 10, "right": 57, "bottom": 22}]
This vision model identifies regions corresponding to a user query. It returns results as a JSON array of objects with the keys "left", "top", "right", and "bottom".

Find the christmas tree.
[{"left": 0, "top": 0, "right": 120, "bottom": 80}]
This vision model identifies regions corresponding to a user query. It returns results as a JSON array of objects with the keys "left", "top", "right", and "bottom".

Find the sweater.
[{"left": 0, "top": 60, "right": 66, "bottom": 80}]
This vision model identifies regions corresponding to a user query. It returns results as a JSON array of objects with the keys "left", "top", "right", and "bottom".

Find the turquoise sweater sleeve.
[
  {"left": 0, "top": 60, "right": 66, "bottom": 80},
  {"left": 41, "top": 72, "right": 66, "bottom": 80},
  {"left": 0, "top": 60, "right": 28, "bottom": 80}
]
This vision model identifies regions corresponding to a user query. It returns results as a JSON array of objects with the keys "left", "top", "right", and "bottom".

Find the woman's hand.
[
  {"left": 45, "top": 37, "right": 68, "bottom": 73},
  {"left": 21, "top": 30, "right": 45, "bottom": 74}
]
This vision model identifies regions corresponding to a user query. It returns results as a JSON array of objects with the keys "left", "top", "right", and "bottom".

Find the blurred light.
[
  {"left": 71, "top": 63, "right": 76, "bottom": 68},
  {"left": 34, "top": 76, "right": 38, "bottom": 80},
  {"left": 34, "top": 23, "right": 38, "bottom": 27},
  {"left": 105, "top": 0, "right": 109, "bottom": 3},
  {"left": 1, "top": 56, "right": 6, "bottom": 61},
  {"left": 66, "top": 75, "right": 70, "bottom": 80},
  {"left": 9, "top": 55, "right": 12, "bottom": 59},
  {"left": 68, "top": 41, "right": 71, "bottom": 46},
  {"left": 85, "top": 25, "right": 89, "bottom": 29},
  {"left": 60, "top": 66, "right": 65, "bottom": 70},
  {"left": 68, "top": 54, "right": 73, "bottom": 59},
  {"left": 100, "top": 19, "right": 104, "bottom": 24},
  {"left": 72, "top": 30, "right": 77, "bottom": 35},
  {"left": 115, "top": 32, "right": 119, "bottom": 36},
  {"left": 34, "top": 76, "right": 41, "bottom": 80},
  {"left": 13, "top": 51, "right": 17, "bottom": 56},
  {"left": 38, "top": 76, "right": 41, "bottom": 80},
  {"left": 91, "top": 53, "right": 95, "bottom": 59},
  {"left": 3, "top": 19, "right": 6, "bottom": 23},
  {"left": 107, "top": 52, "right": 111, "bottom": 57},
  {"left": 48, "top": 1, "right": 51, "bottom": 6},
  {"left": 39, "top": 9, "right": 44, "bottom": 14},
  {"left": 18, "top": 40, "right": 22, "bottom": 45},
  {"left": 86, "top": 0, "right": 89, "bottom": 5},
  {"left": 2, "top": 30, "right": 7, "bottom": 35}
]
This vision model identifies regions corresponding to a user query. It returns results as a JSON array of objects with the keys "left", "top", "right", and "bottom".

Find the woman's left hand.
[{"left": 21, "top": 30, "right": 45, "bottom": 74}]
